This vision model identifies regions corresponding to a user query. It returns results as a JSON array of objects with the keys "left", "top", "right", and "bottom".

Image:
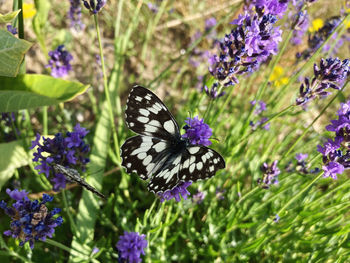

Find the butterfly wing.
[
  {"left": 121, "top": 135, "right": 172, "bottom": 180},
  {"left": 147, "top": 145, "right": 225, "bottom": 194},
  {"left": 125, "top": 85, "right": 180, "bottom": 140}
]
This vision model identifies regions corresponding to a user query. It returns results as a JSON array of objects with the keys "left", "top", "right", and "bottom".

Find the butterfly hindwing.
[
  {"left": 121, "top": 135, "right": 172, "bottom": 180},
  {"left": 147, "top": 146, "right": 225, "bottom": 194},
  {"left": 125, "top": 86, "right": 180, "bottom": 140}
]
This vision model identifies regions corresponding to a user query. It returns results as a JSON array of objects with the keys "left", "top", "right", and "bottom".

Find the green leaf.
[
  {"left": 0, "top": 74, "right": 89, "bottom": 112},
  {"left": 0, "top": 30, "right": 32, "bottom": 77},
  {"left": 0, "top": 10, "right": 21, "bottom": 23},
  {"left": 0, "top": 140, "right": 32, "bottom": 190},
  {"left": 69, "top": 101, "right": 111, "bottom": 262}
]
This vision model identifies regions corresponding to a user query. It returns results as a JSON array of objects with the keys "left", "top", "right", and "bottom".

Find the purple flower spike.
[
  {"left": 296, "top": 58, "right": 350, "bottom": 106},
  {"left": 31, "top": 124, "right": 90, "bottom": 191},
  {"left": 193, "top": 191, "right": 206, "bottom": 204},
  {"left": 295, "top": 153, "right": 308, "bottom": 162},
  {"left": 46, "top": 45, "right": 73, "bottom": 78},
  {"left": 116, "top": 231, "right": 148, "bottom": 263},
  {"left": 7, "top": 25, "right": 17, "bottom": 35},
  {"left": 0, "top": 191, "right": 63, "bottom": 249},
  {"left": 69, "top": 0, "right": 85, "bottom": 31},
  {"left": 182, "top": 116, "right": 212, "bottom": 146},
  {"left": 258, "top": 160, "right": 280, "bottom": 188},
  {"left": 83, "top": 0, "right": 106, "bottom": 14},
  {"left": 158, "top": 182, "right": 192, "bottom": 202}
]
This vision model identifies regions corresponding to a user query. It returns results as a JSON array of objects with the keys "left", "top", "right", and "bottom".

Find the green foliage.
[
  {"left": 0, "top": 10, "right": 21, "bottom": 23},
  {"left": 0, "top": 74, "right": 89, "bottom": 112},
  {"left": 0, "top": 30, "right": 31, "bottom": 77}
]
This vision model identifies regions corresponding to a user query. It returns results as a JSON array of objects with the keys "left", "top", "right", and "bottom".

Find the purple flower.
[
  {"left": 69, "top": 0, "right": 84, "bottom": 31},
  {"left": 252, "top": 0, "right": 289, "bottom": 18},
  {"left": 83, "top": 0, "right": 106, "bottom": 14},
  {"left": 258, "top": 160, "right": 280, "bottom": 188},
  {"left": 215, "top": 187, "right": 226, "bottom": 200},
  {"left": 203, "top": 83, "right": 226, "bottom": 99},
  {"left": 192, "top": 191, "right": 206, "bottom": 204},
  {"left": 296, "top": 58, "right": 350, "bottom": 106},
  {"left": 6, "top": 25, "right": 17, "bottom": 35},
  {"left": 147, "top": 2, "right": 159, "bottom": 13},
  {"left": 295, "top": 153, "right": 308, "bottom": 162},
  {"left": 5, "top": 189, "right": 28, "bottom": 201},
  {"left": 182, "top": 116, "right": 212, "bottom": 146},
  {"left": 291, "top": 11, "right": 309, "bottom": 45},
  {"left": 158, "top": 182, "right": 192, "bottom": 202},
  {"left": 31, "top": 124, "right": 90, "bottom": 191},
  {"left": 251, "top": 100, "right": 267, "bottom": 115},
  {"left": 116, "top": 231, "right": 148, "bottom": 263},
  {"left": 0, "top": 191, "right": 63, "bottom": 249},
  {"left": 274, "top": 214, "right": 280, "bottom": 222},
  {"left": 46, "top": 45, "right": 73, "bottom": 78},
  {"left": 322, "top": 161, "right": 344, "bottom": 179},
  {"left": 205, "top": 17, "right": 217, "bottom": 31},
  {"left": 317, "top": 137, "right": 342, "bottom": 156},
  {"left": 92, "top": 247, "right": 99, "bottom": 255},
  {"left": 209, "top": 4, "right": 284, "bottom": 87},
  {"left": 317, "top": 100, "right": 350, "bottom": 180}
]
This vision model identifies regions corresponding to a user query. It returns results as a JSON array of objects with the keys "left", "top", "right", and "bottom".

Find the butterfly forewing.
[
  {"left": 121, "top": 135, "right": 171, "bottom": 180},
  {"left": 125, "top": 86, "right": 180, "bottom": 140}
]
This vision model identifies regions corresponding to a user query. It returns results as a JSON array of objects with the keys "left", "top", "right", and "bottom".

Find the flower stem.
[
  {"left": 43, "top": 106, "right": 48, "bottom": 135},
  {"left": 94, "top": 14, "right": 121, "bottom": 165},
  {"left": 17, "top": 0, "right": 24, "bottom": 39},
  {"left": 61, "top": 190, "right": 77, "bottom": 235}
]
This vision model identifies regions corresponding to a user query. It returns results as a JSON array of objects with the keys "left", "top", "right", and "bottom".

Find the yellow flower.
[
  {"left": 23, "top": 3, "right": 36, "bottom": 19},
  {"left": 269, "top": 66, "right": 284, "bottom": 82},
  {"left": 269, "top": 66, "right": 289, "bottom": 88},
  {"left": 309, "top": 18, "right": 324, "bottom": 33}
]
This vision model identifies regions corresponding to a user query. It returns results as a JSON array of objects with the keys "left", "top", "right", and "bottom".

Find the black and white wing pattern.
[{"left": 121, "top": 85, "right": 225, "bottom": 194}]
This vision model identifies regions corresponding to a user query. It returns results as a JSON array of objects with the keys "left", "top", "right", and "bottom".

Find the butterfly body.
[{"left": 121, "top": 86, "right": 225, "bottom": 194}]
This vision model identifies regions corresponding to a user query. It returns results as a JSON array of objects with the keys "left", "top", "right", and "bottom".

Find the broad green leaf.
[
  {"left": 0, "top": 10, "right": 21, "bottom": 23},
  {"left": 0, "top": 74, "right": 89, "bottom": 112},
  {"left": 0, "top": 140, "right": 32, "bottom": 190},
  {"left": 0, "top": 30, "right": 32, "bottom": 77}
]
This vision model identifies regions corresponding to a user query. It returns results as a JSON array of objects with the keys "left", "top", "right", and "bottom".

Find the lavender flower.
[
  {"left": 158, "top": 182, "right": 192, "bottom": 202},
  {"left": 250, "top": 101, "right": 270, "bottom": 130},
  {"left": 203, "top": 83, "right": 226, "bottom": 99},
  {"left": 46, "top": 45, "right": 73, "bottom": 78},
  {"left": 192, "top": 191, "right": 206, "bottom": 204},
  {"left": 317, "top": 100, "right": 350, "bottom": 179},
  {"left": 6, "top": 24, "right": 17, "bottom": 35},
  {"left": 31, "top": 124, "right": 90, "bottom": 191},
  {"left": 291, "top": 11, "right": 309, "bottom": 45},
  {"left": 182, "top": 116, "right": 212, "bottom": 146},
  {"left": 116, "top": 231, "right": 148, "bottom": 263},
  {"left": 83, "top": 0, "right": 106, "bottom": 14},
  {"left": 147, "top": 2, "right": 159, "bottom": 13},
  {"left": 295, "top": 153, "right": 308, "bottom": 162},
  {"left": 252, "top": 0, "right": 289, "bottom": 18},
  {"left": 258, "top": 160, "right": 280, "bottom": 188},
  {"left": 209, "top": 3, "right": 285, "bottom": 87},
  {"left": 296, "top": 58, "right": 350, "bottom": 106},
  {"left": 69, "top": 0, "right": 84, "bottom": 31},
  {"left": 215, "top": 187, "right": 226, "bottom": 200},
  {"left": 0, "top": 189, "right": 63, "bottom": 249}
]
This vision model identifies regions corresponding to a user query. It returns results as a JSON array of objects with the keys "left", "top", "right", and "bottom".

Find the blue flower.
[
  {"left": 0, "top": 190, "right": 63, "bottom": 249},
  {"left": 317, "top": 137, "right": 342, "bottom": 156},
  {"left": 182, "top": 116, "right": 212, "bottom": 146},
  {"left": 6, "top": 25, "right": 17, "bottom": 35},
  {"left": 158, "top": 182, "right": 192, "bottom": 202},
  {"left": 295, "top": 153, "right": 308, "bottom": 162},
  {"left": 31, "top": 124, "right": 90, "bottom": 191},
  {"left": 116, "top": 231, "right": 148, "bottom": 263},
  {"left": 322, "top": 161, "right": 344, "bottom": 179},
  {"left": 46, "top": 45, "right": 73, "bottom": 78}
]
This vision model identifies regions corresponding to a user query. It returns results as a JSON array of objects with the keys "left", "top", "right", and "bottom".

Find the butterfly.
[
  {"left": 53, "top": 164, "right": 105, "bottom": 199},
  {"left": 120, "top": 85, "right": 225, "bottom": 194}
]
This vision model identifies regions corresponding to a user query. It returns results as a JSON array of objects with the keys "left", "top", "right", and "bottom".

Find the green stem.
[
  {"left": 94, "top": 14, "right": 121, "bottom": 164},
  {"left": 42, "top": 106, "right": 48, "bottom": 135},
  {"left": 242, "top": 29, "right": 294, "bottom": 133},
  {"left": 61, "top": 190, "right": 77, "bottom": 235},
  {"left": 276, "top": 171, "right": 324, "bottom": 217},
  {"left": 281, "top": 85, "right": 347, "bottom": 160},
  {"left": 45, "top": 239, "right": 89, "bottom": 258},
  {"left": 17, "top": 0, "right": 24, "bottom": 39}
]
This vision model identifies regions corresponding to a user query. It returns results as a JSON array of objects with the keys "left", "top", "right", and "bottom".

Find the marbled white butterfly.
[{"left": 121, "top": 86, "right": 225, "bottom": 194}]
